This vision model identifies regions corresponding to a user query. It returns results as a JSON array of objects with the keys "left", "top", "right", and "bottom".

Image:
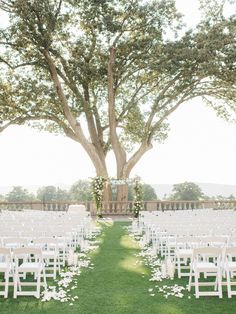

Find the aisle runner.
[{"left": 125, "top": 222, "right": 192, "bottom": 299}]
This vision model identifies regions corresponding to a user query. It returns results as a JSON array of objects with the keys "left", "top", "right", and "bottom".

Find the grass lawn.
[{"left": 0, "top": 221, "right": 236, "bottom": 314}]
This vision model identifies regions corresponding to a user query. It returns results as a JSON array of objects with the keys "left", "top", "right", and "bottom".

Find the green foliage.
[
  {"left": 142, "top": 184, "right": 158, "bottom": 201},
  {"left": 69, "top": 180, "right": 92, "bottom": 201},
  {"left": 37, "top": 185, "right": 68, "bottom": 201},
  {"left": 133, "top": 178, "right": 143, "bottom": 217},
  {"left": 91, "top": 176, "right": 106, "bottom": 216},
  {"left": 212, "top": 194, "right": 236, "bottom": 200},
  {"left": 128, "top": 183, "right": 157, "bottom": 201},
  {"left": 5, "top": 186, "right": 35, "bottom": 202},
  {"left": 0, "top": 0, "right": 235, "bottom": 140},
  {"left": 0, "top": 0, "right": 236, "bottom": 189},
  {"left": 169, "top": 182, "right": 205, "bottom": 201}
]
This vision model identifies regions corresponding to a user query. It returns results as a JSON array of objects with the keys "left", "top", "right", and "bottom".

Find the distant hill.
[{"left": 152, "top": 183, "right": 236, "bottom": 199}]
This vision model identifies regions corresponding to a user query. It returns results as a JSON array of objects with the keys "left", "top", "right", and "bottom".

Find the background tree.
[
  {"left": 168, "top": 182, "right": 205, "bottom": 201},
  {"left": 6, "top": 186, "right": 36, "bottom": 202},
  {"left": 212, "top": 194, "right": 236, "bottom": 200},
  {"left": 69, "top": 180, "right": 92, "bottom": 201},
  {"left": 128, "top": 183, "right": 157, "bottom": 201},
  {"left": 37, "top": 185, "right": 68, "bottom": 201},
  {"left": 55, "top": 187, "right": 69, "bottom": 201},
  {"left": 0, "top": 0, "right": 235, "bottom": 202}
]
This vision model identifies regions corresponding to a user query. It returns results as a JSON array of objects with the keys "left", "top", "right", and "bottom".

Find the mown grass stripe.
[{"left": 0, "top": 221, "right": 236, "bottom": 314}]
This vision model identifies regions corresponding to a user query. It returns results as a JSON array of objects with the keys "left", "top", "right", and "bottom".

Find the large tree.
[
  {"left": 168, "top": 182, "right": 205, "bottom": 201},
  {"left": 128, "top": 183, "right": 157, "bottom": 201},
  {"left": 6, "top": 186, "right": 36, "bottom": 202},
  {"left": 37, "top": 185, "right": 68, "bottom": 201},
  {"left": 0, "top": 0, "right": 235, "bottom": 201},
  {"left": 69, "top": 180, "right": 93, "bottom": 201}
]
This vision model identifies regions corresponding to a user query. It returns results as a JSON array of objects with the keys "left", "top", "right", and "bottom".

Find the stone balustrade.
[{"left": 0, "top": 200, "right": 235, "bottom": 215}]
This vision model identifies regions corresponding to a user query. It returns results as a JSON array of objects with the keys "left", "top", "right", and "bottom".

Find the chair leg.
[
  {"left": 195, "top": 271, "right": 199, "bottom": 298},
  {"left": 214, "top": 276, "right": 218, "bottom": 291},
  {"left": 36, "top": 271, "right": 41, "bottom": 298},
  {"left": 4, "top": 271, "right": 9, "bottom": 298},
  {"left": 43, "top": 268, "right": 47, "bottom": 291},
  {"left": 188, "top": 269, "right": 192, "bottom": 292},
  {"left": 58, "top": 255, "right": 61, "bottom": 274},
  {"left": 53, "top": 256, "right": 57, "bottom": 279},
  {"left": 216, "top": 269, "right": 222, "bottom": 298},
  {"left": 226, "top": 269, "right": 232, "bottom": 298},
  {"left": 13, "top": 273, "right": 18, "bottom": 299},
  {"left": 177, "top": 256, "right": 181, "bottom": 278}
]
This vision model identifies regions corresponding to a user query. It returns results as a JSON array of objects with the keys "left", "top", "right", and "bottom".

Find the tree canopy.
[
  {"left": 37, "top": 185, "right": 68, "bottom": 201},
  {"left": 0, "top": 0, "right": 235, "bottom": 201},
  {"left": 69, "top": 180, "right": 93, "bottom": 201},
  {"left": 0, "top": 181, "right": 157, "bottom": 202},
  {"left": 168, "top": 181, "right": 205, "bottom": 201},
  {"left": 5, "top": 186, "right": 36, "bottom": 202},
  {"left": 128, "top": 183, "right": 157, "bottom": 201}
]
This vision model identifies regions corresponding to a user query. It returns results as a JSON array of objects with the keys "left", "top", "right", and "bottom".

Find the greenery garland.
[
  {"left": 91, "top": 176, "right": 106, "bottom": 218},
  {"left": 133, "top": 178, "right": 143, "bottom": 218},
  {"left": 91, "top": 176, "right": 143, "bottom": 218}
]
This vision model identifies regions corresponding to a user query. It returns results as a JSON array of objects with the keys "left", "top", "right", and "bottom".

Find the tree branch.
[{"left": 108, "top": 46, "right": 127, "bottom": 176}]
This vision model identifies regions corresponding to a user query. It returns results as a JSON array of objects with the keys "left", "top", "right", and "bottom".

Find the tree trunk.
[
  {"left": 115, "top": 141, "right": 152, "bottom": 202},
  {"left": 116, "top": 184, "right": 128, "bottom": 202},
  {"left": 103, "top": 182, "right": 113, "bottom": 202}
]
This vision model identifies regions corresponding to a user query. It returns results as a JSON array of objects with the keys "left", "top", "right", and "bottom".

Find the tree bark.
[
  {"left": 43, "top": 48, "right": 113, "bottom": 202},
  {"left": 115, "top": 141, "right": 153, "bottom": 202},
  {"left": 116, "top": 184, "right": 128, "bottom": 203}
]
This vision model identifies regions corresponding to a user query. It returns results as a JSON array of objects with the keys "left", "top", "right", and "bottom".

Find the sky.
[{"left": 0, "top": 1, "right": 235, "bottom": 189}]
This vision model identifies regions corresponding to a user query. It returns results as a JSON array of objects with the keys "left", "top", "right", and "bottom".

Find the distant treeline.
[{"left": 0, "top": 181, "right": 234, "bottom": 202}]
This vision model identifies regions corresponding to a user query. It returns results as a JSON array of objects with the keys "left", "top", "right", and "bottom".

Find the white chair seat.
[
  {"left": 227, "top": 262, "right": 236, "bottom": 270},
  {"left": 193, "top": 262, "right": 218, "bottom": 271},
  {"left": 176, "top": 249, "right": 192, "bottom": 256},
  {"left": 0, "top": 262, "right": 9, "bottom": 269},
  {"left": 42, "top": 251, "right": 57, "bottom": 258},
  {"left": 19, "top": 262, "right": 44, "bottom": 271}
]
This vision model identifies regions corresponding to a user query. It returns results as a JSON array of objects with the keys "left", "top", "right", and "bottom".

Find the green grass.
[{"left": 1, "top": 221, "right": 236, "bottom": 314}]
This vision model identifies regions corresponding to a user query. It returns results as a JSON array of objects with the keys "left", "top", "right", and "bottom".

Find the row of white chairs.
[
  {"left": 188, "top": 246, "right": 236, "bottom": 298},
  {"left": 0, "top": 237, "right": 66, "bottom": 279},
  {"left": 0, "top": 208, "right": 95, "bottom": 252},
  {"left": 0, "top": 207, "right": 98, "bottom": 298},
  {"left": 0, "top": 247, "right": 47, "bottom": 298},
  {"left": 139, "top": 210, "right": 236, "bottom": 237},
  {"left": 136, "top": 210, "right": 236, "bottom": 298}
]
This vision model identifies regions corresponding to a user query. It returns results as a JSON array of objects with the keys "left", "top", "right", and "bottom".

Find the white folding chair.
[
  {"left": 3, "top": 237, "right": 29, "bottom": 249},
  {"left": 0, "top": 248, "right": 12, "bottom": 298},
  {"left": 188, "top": 247, "right": 223, "bottom": 298},
  {"left": 201, "top": 236, "right": 227, "bottom": 248},
  {"left": 13, "top": 247, "right": 47, "bottom": 298},
  {"left": 223, "top": 247, "right": 236, "bottom": 298},
  {"left": 175, "top": 236, "right": 195, "bottom": 278},
  {"left": 33, "top": 238, "right": 60, "bottom": 279}
]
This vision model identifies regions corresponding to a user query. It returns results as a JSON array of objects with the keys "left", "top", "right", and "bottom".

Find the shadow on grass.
[{"left": 1, "top": 222, "right": 236, "bottom": 314}]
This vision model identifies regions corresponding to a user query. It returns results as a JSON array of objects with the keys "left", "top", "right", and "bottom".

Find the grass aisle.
[{"left": 1, "top": 221, "right": 236, "bottom": 314}]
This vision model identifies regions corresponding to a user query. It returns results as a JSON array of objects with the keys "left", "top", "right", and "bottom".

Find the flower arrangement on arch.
[
  {"left": 91, "top": 176, "right": 106, "bottom": 218},
  {"left": 133, "top": 178, "right": 143, "bottom": 218}
]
